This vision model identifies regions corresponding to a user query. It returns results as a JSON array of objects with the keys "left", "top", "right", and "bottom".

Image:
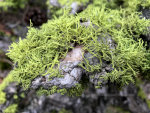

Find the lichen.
[{"left": 3, "top": 104, "right": 18, "bottom": 113}]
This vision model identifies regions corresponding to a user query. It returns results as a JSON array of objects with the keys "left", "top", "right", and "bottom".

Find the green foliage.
[
  {"left": 6, "top": 2, "right": 150, "bottom": 95},
  {"left": 3, "top": 104, "right": 18, "bottom": 113}
]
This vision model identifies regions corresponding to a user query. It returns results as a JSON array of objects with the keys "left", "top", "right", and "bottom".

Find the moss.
[
  {"left": 105, "top": 106, "right": 130, "bottom": 113},
  {"left": 59, "top": 108, "right": 72, "bottom": 113},
  {"left": 47, "top": 0, "right": 90, "bottom": 18},
  {"left": 20, "top": 92, "right": 25, "bottom": 98},
  {"left": 93, "top": 0, "right": 150, "bottom": 11},
  {"left": 0, "top": 0, "right": 28, "bottom": 11},
  {"left": 3, "top": 104, "right": 18, "bottom": 113},
  {"left": 37, "top": 83, "right": 86, "bottom": 96},
  {"left": 0, "top": 71, "right": 18, "bottom": 104},
  {"left": 58, "top": 0, "right": 89, "bottom": 6},
  {"left": 13, "top": 95, "right": 18, "bottom": 100},
  {"left": 0, "top": 91, "right": 6, "bottom": 105},
  {"left": 136, "top": 78, "right": 150, "bottom": 109},
  {"left": 6, "top": 2, "right": 150, "bottom": 95},
  {"left": 0, "top": 1, "right": 13, "bottom": 11},
  {"left": 139, "top": 90, "right": 150, "bottom": 109}
]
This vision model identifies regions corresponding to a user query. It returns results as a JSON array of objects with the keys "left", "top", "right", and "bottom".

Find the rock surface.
[{"left": 1, "top": 82, "right": 150, "bottom": 113}]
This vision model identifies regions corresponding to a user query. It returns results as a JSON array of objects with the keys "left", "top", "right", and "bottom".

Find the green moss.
[
  {"left": 0, "top": 0, "right": 28, "bottom": 11},
  {"left": 20, "top": 93, "right": 25, "bottom": 98},
  {"left": 0, "top": 91, "right": 6, "bottom": 105},
  {"left": 0, "top": 71, "right": 18, "bottom": 104},
  {"left": 3, "top": 104, "right": 18, "bottom": 113},
  {"left": 0, "top": 1, "right": 13, "bottom": 11},
  {"left": 59, "top": 108, "right": 72, "bottom": 113},
  {"left": 13, "top": 95, "right": 18, "bottom": 100},
  {"left": 93, "top": 0, "right": 150, "bottom": 11},
  {"left": 136, "top": 78, "right": 150, "bottom": 109},
  {"left": 37, "top": 83, "right": 86, "bottom": 96},
  {"left": 105, "top": 106, "right": 130, "bottom": 113},
  {"left": 6, "top": 3, "right": 150, "bottom": 95},
  {"left": 61, "top": 0, "right": 89, "bottom": 5}
]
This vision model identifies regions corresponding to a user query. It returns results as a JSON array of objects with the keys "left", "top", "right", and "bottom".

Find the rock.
[
  {"left": 31, "top": 77, "right": 43, "bottom": 89},
  {"left": 49, "top": 0, "right": 60, "bottom": 7},
  {"left": 0, "top": 40, "right": 10, "bottom": 52},
  {"left": 70, "top": 68, "right": 82, "bottom": 81},
  {"left": 71, "top": 2, "right": 81, "bottom": 14},
  {"left": 1, "top": 81, "right": 150, "bottom": 113},
  {"left": 80, "top": 20, "right": 91, "bottom": 27},
  {"left": 31, "top": 46, "right": 84, "bottom": 89},
  {"left": 141, "top": 8, "right": 150, "bottom": 19},
  {"left": 140, "top": 8, "right": 150, "bottom": 49}
]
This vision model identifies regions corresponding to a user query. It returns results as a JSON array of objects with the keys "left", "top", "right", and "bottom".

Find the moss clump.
[
  {"left": 37, "top": 82, "right": 87, "bottom": 96},
  {"left": 3, "top": 104, "right": 18, "bottom": 113},
  {"left": 6, "top": 2, "right": 150, "bottom": 95}
]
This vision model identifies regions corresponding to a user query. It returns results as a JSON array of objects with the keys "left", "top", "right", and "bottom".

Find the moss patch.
[
  {"left": 3, "top": 104, "right": 18, "bottom": 113},
  {"left": 0, "top": 71, "right": 17, "bottom": 104},
  {"left": 136, "top": 78, "right": 150, "bottom": 109},
  {"left": 59, "top": 108, "right": 72, "bottom": 113},
  {"left": 105, "top": 106, "right": 130, "bottom": 113},
  {"left": 5, "top": 1, "right": 150, "bottom": 95},
  {"left": 0, "top": 0, "right": 28, "bottom": 11}
]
